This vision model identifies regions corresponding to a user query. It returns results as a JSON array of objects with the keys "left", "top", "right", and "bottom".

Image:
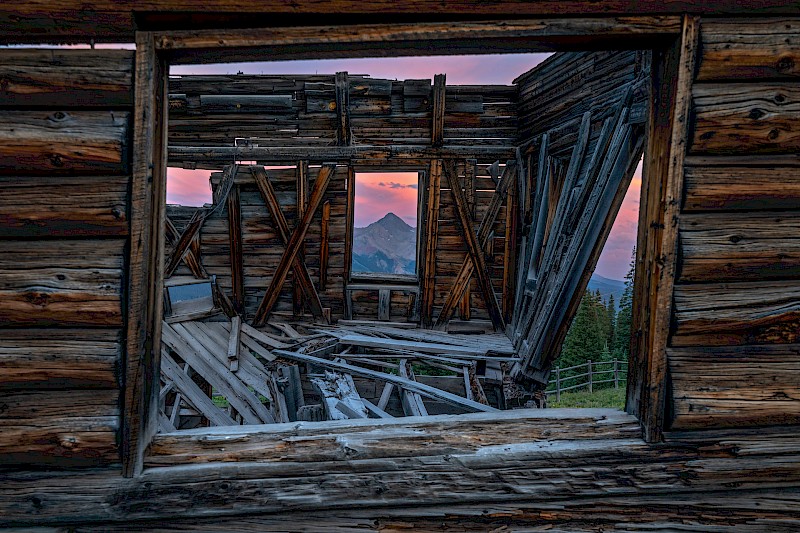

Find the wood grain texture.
[
  {"left": 683, "top": 165, "right": 800, "bottom": 211},
  {"left": 698, "top": 19, "right": 800, "bottom": 81},
  {"left": 0, "top": 176, "right": 128, "bottom": 237},
  {"left": 0, "top": 329, "right": 120, "bottom": 390},
  {"left": 0, "top": 110, "right": 128, "bottom": 175},
  {"left": 0, "top": 49, "right": 133, "bottom": 107},
  {"left": 0, "top": 239, "right": 124, "bottom": 327},
  {"left": 692, "top": 83, "right": 800, "bottom": 155},
  {"left": 668, "top": 344, "right": 800, "bottom": 429}
]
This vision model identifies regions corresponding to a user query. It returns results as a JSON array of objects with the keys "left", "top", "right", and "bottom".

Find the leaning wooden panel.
[
  {"left": 0, "top": 176, "right": 128, "bottom": 238},
  {"left": 683, "top": 165, "right": 800, "bottom": 211},
  {"left": 669, "top": 344, "right": 800, "bottom": 429},
  {"left": 697, "top": 19, "right": 800, "bottom": 81},
  {"left": 691, "top": 83, "right": 800, "bottom": 154},
  {"left": 672, "top": 280, "right": 800, "bottom": 346},
  {"left": 0, "top": 49, "right": 134, "bottom": 107},
  {"left": 679, "top": 211, "right": 800, "bottom": 282},
  {"left": 0, "top": 110, "right": 128, "bottom": 175},
  {"left": 0, "top": 239, "right": 124, "bottom": 327},
  {"left": 0, "top": 329, "right": 120, "bottom": 390},
  {"left": 0, "top": 389, "right": 119, "bottom": 467}
]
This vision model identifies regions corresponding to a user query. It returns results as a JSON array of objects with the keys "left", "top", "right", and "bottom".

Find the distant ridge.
[{"left": 587, "top": 274, "right": 625, "bottom": 308}]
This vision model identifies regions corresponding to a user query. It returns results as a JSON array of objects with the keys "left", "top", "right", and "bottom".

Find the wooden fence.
[{"left": 546, "top": 359, "right": 628, "bottom": 401}]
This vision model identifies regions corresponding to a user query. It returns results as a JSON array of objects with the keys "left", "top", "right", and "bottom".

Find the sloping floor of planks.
[{"left": 159, "top": 317, "right": 519, "bottom": 430}]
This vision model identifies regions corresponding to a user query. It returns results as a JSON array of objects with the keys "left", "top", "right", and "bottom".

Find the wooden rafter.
[
  {"left": 442, "top": 160, "right": 506, "bottom": 331},
  {"left": 435, "top": 161, "right": 516, "bottom": 329},
  {"left": 251, "top": 166, "right": 326, "bottom": 321},
  {"left": 252, "top": 164, "right": 335, "bottom": 326}
]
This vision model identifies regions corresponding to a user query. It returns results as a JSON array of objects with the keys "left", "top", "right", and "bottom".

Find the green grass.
[{"left": 547, "top": 386, "right": 626, "bottom": 409}]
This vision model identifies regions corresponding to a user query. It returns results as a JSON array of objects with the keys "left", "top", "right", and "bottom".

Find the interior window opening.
[{"left": 155, "top": 46, "right": 649, "bottom": 434}]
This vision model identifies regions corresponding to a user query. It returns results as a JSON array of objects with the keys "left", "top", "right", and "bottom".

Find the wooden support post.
[
  {"left": 253, "top": 164, "right": 335, "bottom": 326},
  {"left": 502, "top": 159, "right": 519, "bottom": 323},
  {"left": 421, "top": 160, "right": 442, "bottom": 327},
  {"left": 226, "top": 316, "right": 241, "bottom": 372},
  {"left": 460, "top": 159, "right": 476, "bottom": 320},
  {"left": 378, "top": 288, "right": 391, "bottom": 321},
  {"left": 344, "top": 166, "right": 355, "bottom": 317},
  {"left": 335, "top": 72, "right": 352, "bottom": 146},
  {"left": 431, "top": 74, "right": 445, "bottom": 147},
  {"left": 227, "top": 184, "right": 245, "bottom": 317},
  {"left": 252, "top": 166, "right": 326, "bottom": 321},
  {"left": 319, "top": 200, "right": 331, "bottom": 291},
  {"left": 294, "top": 161, "right": 309, "bottom": 317}
]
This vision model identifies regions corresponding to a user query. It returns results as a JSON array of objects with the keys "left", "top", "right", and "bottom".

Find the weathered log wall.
[
  {"left": 0, "top": 49, "right": 133, "bottom": 468},
  {"left": 667, "top": 19, "right": 800, "bottom": 430}
]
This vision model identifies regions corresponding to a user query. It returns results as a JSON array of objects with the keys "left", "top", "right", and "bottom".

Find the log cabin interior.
[{"left": 1, "top": 5, "right": 800, "bottom": 531}]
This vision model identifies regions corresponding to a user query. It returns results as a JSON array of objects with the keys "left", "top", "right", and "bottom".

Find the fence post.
[
  {"left": 554, "top": 366, "right": 560, "bottom": 402},
  {"left": 614, "top": 360, "right": 619, "bottom": 389},
  {"left": 587, "top": 360, "right": 593, "bottom": 393}
]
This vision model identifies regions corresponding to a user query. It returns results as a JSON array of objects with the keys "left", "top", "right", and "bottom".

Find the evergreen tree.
[
  {"left": 606, "top": 293, "right": 616, "bottom": 349},
  {"left": 560, "top": 289, "right": 607, "bottom": 373},
  {"left": 613, "top": 248, "right": 636, "bottom": 358}
]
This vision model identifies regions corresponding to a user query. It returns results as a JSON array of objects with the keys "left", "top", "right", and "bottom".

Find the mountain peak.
[{"left": 367, "top": 212, "right": 414, "bottom": 232}]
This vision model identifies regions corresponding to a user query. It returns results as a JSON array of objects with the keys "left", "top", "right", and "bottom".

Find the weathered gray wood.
[
  {"left": 226, "top": 316, "right": 241, "bottom": 372},
  {"left": 161, "top": 350, "right": 236, "bottom": 427}
]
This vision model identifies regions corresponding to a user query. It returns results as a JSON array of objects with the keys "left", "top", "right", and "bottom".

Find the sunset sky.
[{"left": 167, "top": 53, "right": 640, "bottom": 279}]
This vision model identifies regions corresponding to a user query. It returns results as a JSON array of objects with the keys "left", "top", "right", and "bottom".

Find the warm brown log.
[
  {"left": 251, "top": 166, "right": 325, "bottom": 320},
  {"left": 0, "top": 110, "right": 128, "bottom": 175},
  {"left": 0, "top": 239, "right": 124, "bottom": 327},
  {"left": 0, "top": 329, "right": 120, "bottom": 390},
  {"left": 0, "top": 49, "right": 134, "bottom": 107},
  {"left": 629, "top": 17, "right": 698, "bottom": 442},
  {"left": 668, "top": 344, "right": 800, "bottom": 429},
  {"left": 252, "top": 164, "right": 335, "bottom": 326},
  {"left": 227, "top": 184, "right": 245, "bottom": 316},
  {"left": 0, "top": 175, "right": 128, "bottom": 237},
  {"left": 421, "top": 160, "right": 442, "bottom": 326},
  {"left": 683, "top": 165, "right": 800, "bottom": 211},
  {"left": 679, "top": 212, "right": 800, "bottom": 282},
  {"left": 697, "top": 19, "right": 800, "bottom": 81}
]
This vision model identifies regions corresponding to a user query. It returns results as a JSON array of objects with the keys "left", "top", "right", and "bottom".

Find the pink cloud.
[
  {"left": 354, "top": 172, "right": 419, "bottom": 228},
  {"left": 166, "top": 168, "right": 213, "bottom": 206}
]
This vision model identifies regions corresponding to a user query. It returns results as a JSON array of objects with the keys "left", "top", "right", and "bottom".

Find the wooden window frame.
[{"left": 125, "top": 16, "right": 694, "bottom": 477}]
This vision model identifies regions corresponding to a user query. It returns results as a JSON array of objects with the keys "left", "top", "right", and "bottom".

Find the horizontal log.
[
  {"left": 0, "top": 239, "right": 124, "bottom": 327},
  {"left": 0, "top": 110, "right": 129, "bottom": 175},
  {"left": 697, "top": 19, "right": 800, "bottom": 81},
  {"left": 672, "top": 280, "right": 800, "bottom": 346},
  {"left": 679, "top": 212, "right": 800, "bottom": 282},
  {"left": 0, "top": 389, "right": 119, "bottom": 466},
  {"left": 0, "top": 328, "right": 120, "bottom": 390},
  {"left": 0, "top": 49, "right": 134, "bottom": 107},
  {"left": 0, "top": 176, "right": 128, "bottom": 237},
  {"left": 669, "top": 344, "right": 800, "bottom": 429},
  {"left": 168, "top": 144, "right": 515, "bottom": 165},
  {"left": 683, "top": 165, "right": 800, "bottom": 211},
  {"left": 170, "top": 94, "right": 294, "bottom": 114},
  {"left": 691, "top": 83, "right": 800, "bottom": 155}
]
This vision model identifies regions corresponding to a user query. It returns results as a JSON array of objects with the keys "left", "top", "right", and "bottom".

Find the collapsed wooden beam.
[
  {"left": 251, "top": 166, "right": 326, "bottom": 321},
  {"left": 252, "top": 164, "right": 335, "bottom": 326},
  {"left": 442, "top": 160, "right": 506, "bottom": 331}
]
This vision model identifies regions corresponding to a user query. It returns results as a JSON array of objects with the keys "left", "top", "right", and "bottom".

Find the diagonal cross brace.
[
  {"left": 442, "top": 160, "right": 507, "bottom": 331},
  {"left": 435, "top": 161, "right": 516, "bottom": 329},
  {"left": 252, "top": 163, "right": 336, "bottom": 326},
  {"left": 251, "top": 166, "right": 327, "bottom": 322}
]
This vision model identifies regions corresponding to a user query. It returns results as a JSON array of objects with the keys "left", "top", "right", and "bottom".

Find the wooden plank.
[
  {"left": 310, "top": 372, "right": 368, "bottom": 420},
  {"left": 0, "top": 239, "right": 124, "bottom": 327},
  {"left": 273, "top": 348, "right": 496, "bottom": 413},
  {"left": 251, "top": 166, "right": 326, "bottom": 320},
  {"left": 227, "top": 316, "right": 241, "bottom": 372},
  {"left": 170, "top": 94, "right": 293, "bottom": 114},
  {"left": 161, "top": 350, "right": 236, "bottom": 426},
  {"left": 227, "top": 184, "right": 245, "bottom": 316},
  {"left": 294, "top": 161, "right": 309, "bottom": 316},
  {"left": 442, "top": 160, "right": 505, "bottom": 330},
  {"left": 335, "top": 71, "right": 352, "bottom": 146},
  {"left": 0, "top": 110, "right": 128, "bottom": 175},
  {"left": 0, "top": 49, "right": 134, "bottom": 107},
  {"left": 683, "top": 165, "right": 800, "bottom": 211},
  {"left": 0, "top": 176, "right": 128, "bottom": 238},
  {"left": 629, "top": 16, "right": 698, "bottom": 443},
  {"left": 319, "top": 200, "right": 331, "bottom": 291},
  {"left": 336, "top": 332, "right": 495, "bottom": 357},
  {"left": 0, "top": 329, "right": 120, "bottom": 390},
  {"left": 667, "top": 344, "right": 800, "bottom": 429},
  {"left": 421, "top": 160, "right": 441, "bottom": 327},
  {"left": 431, "top": 73, "right": 445, "bottom": 146},
  {"left": 252, "top": 164, "right": 334, "bottom": 325},
  {"left": 697, "top": 19, "right": 800, "bottom": 81},
  {"left": 378, "top": 288, "right": 391, "bottom": 321},
  {"left": 692, "top": 83, "right": 800, "bottom": 155}
]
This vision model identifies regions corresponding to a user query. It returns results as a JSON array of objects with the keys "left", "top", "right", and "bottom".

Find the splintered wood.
[{"left": 158, "top": 317, "right": 516, "bottom": 430}]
